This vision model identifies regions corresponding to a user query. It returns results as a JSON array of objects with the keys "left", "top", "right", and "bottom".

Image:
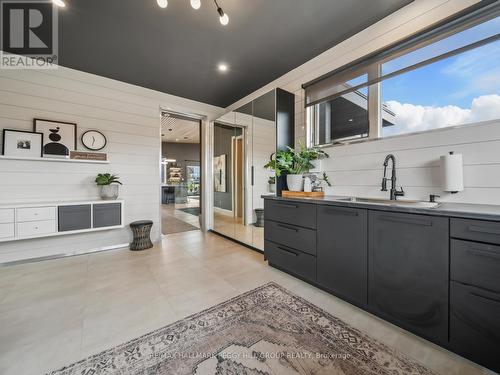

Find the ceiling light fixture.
[
  {"left": 218, "top": 63, "right": 228, "bottom": 72},
  {"left": 52, "top": 0, "right": 66, "bottom": 7},
  {"left": 156, "top": 0, "right": 229, "bottom": 26},
  {"left": 190, "top": 0, "right": 201, "bottom": 10},
  {"left": 157, "top": 0, "right": 168, "bottom": 9}
]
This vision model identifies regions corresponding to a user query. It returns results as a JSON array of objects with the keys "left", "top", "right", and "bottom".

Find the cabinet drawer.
[
  {"left": 265, "top": 240, "right": 316, "bottom": 282},
  {"left": 450, "top": 281, "right": 500, "bottom": 373},
  {"left": 58, "top": 205, "right": 91, "bottom": 232},
  {"left": 451, "top": 239, "right": 500, "bottom": 293},
  {"left": 451, "top": 218, "right": 500, "bottom": 245},
  {"left": 264, "top": 220, "right": 316, "bottom": 255},
  {"left": 264, "top": 199, "right": 316, "bottom": 229},
  {"left": 17, "top": 206, "right": 56, "bottom": 222},
  {"left": 17, "top": 220, "right": 56, "bottom": 237},
  {"left": 93, "top": 203, "right": 121, "bottom": 228},
  {"left": 0, "top": 209, "right": 14, "bottom": 224},
  {"left": 0, "top": 223, "right": 15, "bottom": 239}
]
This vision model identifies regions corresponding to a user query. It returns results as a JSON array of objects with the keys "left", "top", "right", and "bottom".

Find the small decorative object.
[
  {"left": 81, "top": 130, "right": 107, "bottom": 151},
  {"left": 303, "top": 176, "right": 312, "bottom": 192},
  {"left": 214, "top": 154, "right": 227, "bottom": 192},
  {"left": 264, "top": 143, "right": 329, "bottom": 192},
  {"left": 268, "top": 176, "right": 276, "bottom": 193},
  {"left": 307, "top": 172, "right": 332, "bottom": 192},
  {"left": 95, "top": 173, "right": 122, "bottom": 200},
  {"left": 254, "top": 208, "right": 264, "bottom": 227},
  {"left": 129, "top": 220, "right": 153, "bottom": 251},
  {"left": 2, "top": 129, "right": 43, "bottom": 158},
  {"left": 70, "top": 151, "right": 107, "bottom": 161},
  {"left": 34, "top": 119, "right": 77, "bottom": 158}
]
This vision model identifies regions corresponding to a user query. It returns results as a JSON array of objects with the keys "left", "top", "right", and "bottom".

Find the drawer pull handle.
[
  {"left": 466, "top": 247, "right": 500, "bottom": 260},
  {"left": 277, "top": 224, "right": 298, "bottom": 232},
  {"left": 379, "top": 215, "right": 432, "bottom": 226},
  {"left": 276, "top": 246, "right": 299, "bottom": 257},
  {"left": 468, "top": 225, "right": 500, "bottom": 236},
  {"left": 471, "top": 292, "right": 500, "bottom": 305},
  {"left": 324, "top": 208, "right": 358, "bottom": 216},
  {"left": 276, "top": 203, "right": 298, "bottom": 209}
]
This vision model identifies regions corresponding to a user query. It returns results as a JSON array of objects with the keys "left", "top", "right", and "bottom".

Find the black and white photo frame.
[
  {"left": 2, "top": 129, "right": 43, "bottom": 158},
  {"left": 34, "top": 119, "right": 77, "bottom": 158}
]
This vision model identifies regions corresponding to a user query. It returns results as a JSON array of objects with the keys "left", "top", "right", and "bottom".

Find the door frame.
[
  {"left": 159, "top": 109, "right": 206, "bottom": 236},
  {"left": 211, "top": 120, "right": 248, "bottom": 231},
  {"left": 231, "top": 135, "right": 244, "bottom": 220}
]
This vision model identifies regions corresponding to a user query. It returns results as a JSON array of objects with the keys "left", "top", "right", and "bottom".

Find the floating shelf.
[{"left": 0, "top": 155, "right": 109, "bottom": 164}]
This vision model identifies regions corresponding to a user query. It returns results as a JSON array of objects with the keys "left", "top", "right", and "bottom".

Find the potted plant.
[
  {"left": 95, "top": 173, "right": 122, "bottom": 200},
  {"left": 264, "top": 144, "right": 329, "bottom": 192}
]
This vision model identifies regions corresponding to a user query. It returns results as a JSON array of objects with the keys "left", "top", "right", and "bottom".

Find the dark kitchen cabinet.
[
  {"left": 368, "top": 211, "right": 449, "bottom": 343},
  {"left": 317, "top": 205, "right": 367, "bottom": 306},
  {"left": 450, "top": 281, "right": 500, "bottom": 373}
]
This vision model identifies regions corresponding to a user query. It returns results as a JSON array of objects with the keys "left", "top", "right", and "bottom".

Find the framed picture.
[
  {"left": 34, "top": 119, "right": 77, "bottom": 158},
  {"left": 214, "top": 154, "right": 227, "bottom": 193},
  {"left": 2, "top": 129, "right": 43, "bottom": 158}
]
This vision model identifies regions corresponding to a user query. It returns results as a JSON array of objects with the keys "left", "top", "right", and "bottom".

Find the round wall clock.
[{"left": 81, "top": 130, "right": 107, "bottom": 151}]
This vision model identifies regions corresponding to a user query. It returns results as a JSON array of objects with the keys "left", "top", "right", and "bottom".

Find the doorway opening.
[{"left": 160, "top": 112, "right": 202, "bottom": 235}]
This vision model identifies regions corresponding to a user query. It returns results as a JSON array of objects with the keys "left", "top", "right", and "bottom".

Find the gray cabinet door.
[
  {"left": 58, "top": 205, "right": 91, "bottom": 232},
  {"left": 450, "top": 281, "right": 500, "bottom": 373},
  {"left": 368, "top": 211, "right": 449, "bottom": 343},
  {"left": 93, "top": 203, "right": 121, "bottom": 228},
  {"left": 317, "top": 205, "right": 367, "bottom": 306}
]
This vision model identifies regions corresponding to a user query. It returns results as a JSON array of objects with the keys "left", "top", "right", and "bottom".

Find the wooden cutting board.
[{"left": 282, "top": 191, "right": 325, "bottom": 198}]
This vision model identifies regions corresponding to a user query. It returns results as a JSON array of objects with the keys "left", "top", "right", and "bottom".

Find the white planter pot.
[
  {"left": 269, "top": 183, "right": 276, "bottom": 193},
  {"left": 286, "top": 174, "right": 303, "bottom": 192},
  {"left": 99, "top": 184, "right": 119, "bottom": 200}
]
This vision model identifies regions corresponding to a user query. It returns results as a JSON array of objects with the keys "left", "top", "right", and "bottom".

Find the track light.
[
  {"left": 190, "top": 0, "right": 201, "bottom": 10},
  {"left": 157, "top": 0, "right": 168, "bottom": 9},
  {"left": 156, "top": 0, "right": 229, "bottom": 26},
  {"left": 218, "top": 7, "right": 229, "bottom": 26},
  {"left": 52, "top": 0, "right": 66, "bottom": 7}
]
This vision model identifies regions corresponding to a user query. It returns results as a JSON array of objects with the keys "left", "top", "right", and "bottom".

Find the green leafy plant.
[
  {"left": 320, "top": 172, "right": 332, "bottom": 187},
  {"left": 268, "top": 176, "right": 276, "bottom": 185},
  {"left": 95, "top": 173, "right": 122, "bottom": 186},
  {"left": 264, "top": 144, "right": 329, "bottom": 176}
]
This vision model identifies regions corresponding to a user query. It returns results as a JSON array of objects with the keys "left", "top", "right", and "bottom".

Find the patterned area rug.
[{"left": 49, "top": 283, "right": 435, "bottom": 375}]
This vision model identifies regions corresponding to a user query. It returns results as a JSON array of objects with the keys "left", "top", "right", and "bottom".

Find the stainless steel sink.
[{"left": 335, "top": 197, "right": 440, "bottom": 208}]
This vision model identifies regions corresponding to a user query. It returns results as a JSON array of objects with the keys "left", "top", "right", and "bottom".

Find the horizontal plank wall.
[
  {"left": 223, "top": 0, "right": 500, "bottom": 205},
  {"left": 0, "top": 67, "right": 222, "bottom": 263},
  {"left": 317, "top": 120, "right": 500, "bottom": 205}
]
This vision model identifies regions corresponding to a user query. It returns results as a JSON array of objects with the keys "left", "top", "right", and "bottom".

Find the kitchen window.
[{"left": 305, "top": 2, "right": 500, "bottom": 146}]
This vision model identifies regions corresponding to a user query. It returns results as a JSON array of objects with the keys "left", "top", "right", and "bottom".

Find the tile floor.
[{"left": 0, "top": 231, "right": 495, "bottom": 375}]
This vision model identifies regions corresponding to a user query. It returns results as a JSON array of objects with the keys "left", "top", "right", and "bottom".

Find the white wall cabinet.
[{"left": 0, "top": 200, "right": 124, "bottom": 243}]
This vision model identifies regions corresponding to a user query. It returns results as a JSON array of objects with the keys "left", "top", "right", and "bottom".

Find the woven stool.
[{"left": 130, "top": 220, "right": 153, "bottom": 251}]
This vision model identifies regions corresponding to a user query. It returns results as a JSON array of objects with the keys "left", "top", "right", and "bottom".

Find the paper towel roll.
[{"left": 440, "top": 152, "right": 464, "bottom": 193}]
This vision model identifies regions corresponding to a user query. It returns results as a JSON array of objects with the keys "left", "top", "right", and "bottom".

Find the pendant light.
[
  {"left": 190, "top": 0, "right": 201, "bottom": 10},
  {"left": 157, "top": 0, "right": 168, "bottom": 9},
  {"left": 214, "top": 0, "right": 229, "bottom": 26}
]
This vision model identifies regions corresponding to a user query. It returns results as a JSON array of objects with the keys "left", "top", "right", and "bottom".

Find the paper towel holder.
[{"left": 441, "top": 151, "right": 464, "bottom": 194}]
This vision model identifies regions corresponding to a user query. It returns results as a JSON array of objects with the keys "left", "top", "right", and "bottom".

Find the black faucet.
[{"left": 381, "top": 154, "right": 405, "bottom": 200}]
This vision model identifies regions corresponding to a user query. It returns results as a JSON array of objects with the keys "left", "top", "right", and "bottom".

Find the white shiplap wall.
[
  {"left": 223, "top": 0, "right": 500, "bottom": 205},
  {"left": 0, "top": 67, "right": 222, "bottom": 263},
  {"left": 316, "top": 120, "right": 500, "bottom": 205}
]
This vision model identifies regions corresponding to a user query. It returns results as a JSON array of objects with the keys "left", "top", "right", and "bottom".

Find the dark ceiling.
[{"left": 58, "top": 0, "right": 412, "bottom": 107}]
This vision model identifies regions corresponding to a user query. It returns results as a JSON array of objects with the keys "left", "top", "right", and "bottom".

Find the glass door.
[
  {"left": 213, "top": 122, "right": 244, "bottom": 240},
  {"left": 250, "top": 90, "right": 276, "bottom": 250}
]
